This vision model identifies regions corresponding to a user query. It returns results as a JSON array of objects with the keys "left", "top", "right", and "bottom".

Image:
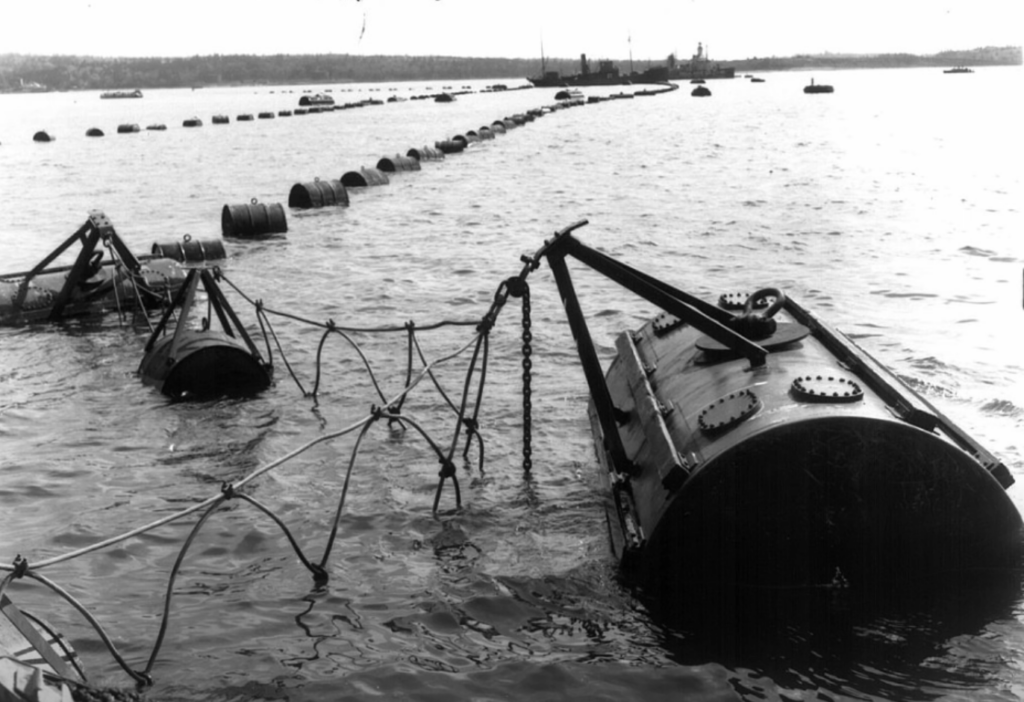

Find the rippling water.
[{"left": 1, "top": 66, "right": 1023, "bottom": 701}]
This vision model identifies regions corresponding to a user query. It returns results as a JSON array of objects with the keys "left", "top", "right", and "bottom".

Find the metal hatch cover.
[
  {"left": 698, "top": 388, "right": 762, "bottom": 433},
  {"left": 791, "top": 375, "right": 865, "bottom": 403}
]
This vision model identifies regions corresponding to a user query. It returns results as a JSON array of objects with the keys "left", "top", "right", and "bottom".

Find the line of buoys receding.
[
  {"left": 86, "top": 127, "right": 105, "bottom": 137},
  {"left": 183, "top": 117, "right": 203, "bottom": 128},
  {"left": 341, "top": 167, "right": 390, "bottom": 188},
  {"left": 117, "top": 123, "right": 140, "bottom": 133},
  {"left": 151, "top": 235, "right": 227, "bottom": 263},
  {"left": 288, "top": 179, "right": 350, "bottom": 209},
  {"left": 407, "top": 146, "right": 445, "bottom": 162},
  {"left": 221, "top": 199, "right": 288, "bottom": 238},
  {"left": 212, "top": 115, "right": 230, "bottom": 124},
  {"left": 33, "top": 131, "right": 54, "bottom": 142},
  {"left": 376, "top": 155, "right": 421, "bottom": 173}
]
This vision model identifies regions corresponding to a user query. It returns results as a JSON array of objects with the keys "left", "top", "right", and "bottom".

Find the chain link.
[{"left": 521, "top": 283, "right": 533, "bottom": 474}]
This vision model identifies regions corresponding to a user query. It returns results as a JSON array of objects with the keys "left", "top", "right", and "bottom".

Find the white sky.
[{"left": 2, "top": 0, "right": 1021, "bottom": 61}]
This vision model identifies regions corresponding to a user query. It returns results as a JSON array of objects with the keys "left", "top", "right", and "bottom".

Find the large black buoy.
[
  {"left": 139, "top": 268, "right": 272, "bottom": 400},
  {"left": 341, "top": 167, "right": 389, "bottom": 187},
  {"left": 376, "top": 154, "right": 421, "bottom": 173},
  {"left": 32, "top": 131, "right": 54, "bottom": 142},
  {"left": 406, "top": 146, "right": 444, "bottom": 162},
  {"left": 287, "top": 179, "right": 349, "bottom": 209},
  {"left": 221, "top": 199, "right": 288, "bottom": 238}
]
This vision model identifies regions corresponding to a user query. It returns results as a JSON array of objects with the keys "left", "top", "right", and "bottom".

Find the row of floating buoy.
[
  {"left": 217, "top": 93, "right": 641, "bottom": 239},
  {"left": 25, "top": 86, "right": 536, "bottom": 143}
]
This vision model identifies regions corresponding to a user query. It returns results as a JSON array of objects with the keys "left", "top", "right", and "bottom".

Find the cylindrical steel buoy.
[
  {"left": 139, "top": 331, "right": 273, "bottom": 400},
  {"left": 376, "top": 154, "right": 421, "bottom": 173},
  {"left": 183, "top": 117, "right": 203, "bottom": 127},
  {"left": 86, "top": 127, "right": 105, "bottom": 137},
  {"left": 287, "top": 179, "right": 349, "bottom": 209},
  {"left": 476, "top": 127, "right": 495, "bottom": 140},
  {"left": 341, "top": 167, "right": 390, "bottom": 187},
  {"left": 117, "top": 123, "right": 140, "bottom": 133},
  {"left": 151, "top": 235, "right": 228, "bottom": 263},
  {"left": 212, "top": 115, "right": 229, "bottom": 124},
  {"left": 237, "top": 114, "right": 254, "bottom": 121},
  {"left": 258, "top": 112, "right": 274, "bottom": 119},
  {"left": 489, "top": 121, "right": 507, "bottom": 134},
  {"left": 33, "top": 131, "right": 54, "bottom": 142},
  {"left": 147, "top": 124, "right": 167, "bottom": 131},
  {"left": 434, "top": 140, "right": 465, "bottom": 154},
  {"left": 278, "top": 110, "right": 292, "bottom": 117},
  {"left": 407, "top": 146, "right": 445, "bottom": 161},
  {"left": 221, "top": 199, "right": 288, "bottom": 238}
]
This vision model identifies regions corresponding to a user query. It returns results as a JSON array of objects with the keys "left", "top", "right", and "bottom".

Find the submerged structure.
[
  {"left": 0, "top": 211, "right": 211, "bottom": 326},
  {"left": 524, "top": 221, "right": 1021, "bottom": 593}
]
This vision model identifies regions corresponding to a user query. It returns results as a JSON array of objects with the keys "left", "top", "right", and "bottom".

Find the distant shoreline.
[{"left": 1, "top": 46, "right": 1019, "bottom": 93}]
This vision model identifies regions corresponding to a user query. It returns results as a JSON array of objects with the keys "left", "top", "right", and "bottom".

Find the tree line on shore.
[{"left": 1, "top": 46, "right": 1019, "bottom": 93}]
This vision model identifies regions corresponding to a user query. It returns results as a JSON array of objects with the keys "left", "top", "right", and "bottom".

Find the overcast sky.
[{"left": 2, "top": 0, "right": 1021, "bottom": 61}]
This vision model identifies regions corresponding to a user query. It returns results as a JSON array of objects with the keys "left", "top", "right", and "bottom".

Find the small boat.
[
  {"left": 100, "top": 88, "right": 143, "bottom": 99},
  {"left": 943, "top": 66, "right": 975, "bottom": 74},
  {"left": 1, "top": 592, "right": 86, "bottom": 700},
  {"left": 518, "top": 221, "right": 1023, "bottom": 595},
  {"left": 803, "top": 78, "right": 834, "bottom": 94},
  {"left": 298, "top": 93, "right": 335, "bottom": 106}
]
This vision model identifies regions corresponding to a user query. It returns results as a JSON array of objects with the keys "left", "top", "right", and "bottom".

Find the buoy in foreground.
[{"left": 139, "top": 268, "right": 272, "bottom": 400}]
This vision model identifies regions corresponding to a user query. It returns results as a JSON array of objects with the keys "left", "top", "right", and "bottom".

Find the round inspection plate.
[
  {"left": 791, "top": 375, "right": 864, "bottom": 403},
  {"left": 698, "top": 388, "right": 762, "bottom": 433}
]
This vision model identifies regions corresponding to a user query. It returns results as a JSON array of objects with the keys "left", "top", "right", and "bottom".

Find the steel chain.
[{"left": 521, "top": 283, "right": 533, "bottom": 474}]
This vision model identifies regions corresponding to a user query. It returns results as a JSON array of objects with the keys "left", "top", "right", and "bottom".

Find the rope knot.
[
  {"left": 438, "top": 458, "right": 456, "bottom": 479},
  {"left": 220, "top": 482, "right": 237, "bottom": 500},
  {"left": 254, "top": 298, "right": 264, "bottom": 312},
  {"left": 325, "top": 318, "right": 337, "bottom": 331},
  {"left": 505, "top": 277, "right": 528, "bottom": 299},
  {"left": 370, "top": 404, "right": 385, "bottom": 421},
  {"left": 462, "top": 417, "right": 479, "bottom": 434},
  {"left": 11, "top": 555, "right": 28, "bottom": 579},
  {"left": 404, "top": 319, "right": 415, "bottom": 331}
]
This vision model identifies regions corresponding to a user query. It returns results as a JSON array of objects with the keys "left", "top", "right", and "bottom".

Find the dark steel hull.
[{"left": 592, "top": 296, "right": 1022, "bottom": 592}]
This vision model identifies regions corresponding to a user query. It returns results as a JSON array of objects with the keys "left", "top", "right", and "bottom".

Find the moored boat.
[
  {"left": 100, "top": 88, "right": 143, "bottom": 99},
  {"left": 518, "top": 221, "right": 1023, "bottom": 596},
  {"left": 804, "top": 78, "right": 834, "bottom": 93}
]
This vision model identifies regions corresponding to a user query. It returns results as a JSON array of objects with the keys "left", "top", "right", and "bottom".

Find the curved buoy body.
[
  {"left": 476, "top": 126, "right": 495, "bottom": 140},
  {"left": 117, "top": 123, "right": 140, "bottom": 133},
  {"left": 0, "top": 257, "right": 186, "bottom": 325},
  {"left": 151, "top": 237, "right": 227, "bottom": 263},
  {"left": 489, "top": 121, "right": 507, "bottom": 134},
  {"left": 212, "top": 115, "right": 230, "bottom": 124},
  {"left": 237, "top": 113, "right": 254, "bottom": 121},
  {"left": 258, "top": 112, "right": 275, "bottom": 119},
  {"left": 33, "top": 131, "right": 54, "bottom": 142},
  {"left": 139, "top": 330, "right": 273, "bottom": 400},
  {"left": 691, "top": 85, "right": 712, "bottom": 97},
  {"left": 434, "top": 140, "right": 465, "bottom": 154},
  {"left": 288, "top": 179, "right": 349, "bottom": 209},
  {"left": 341, "top": 167, "right": 389, "bottom": 187},
  {"left": 376, "top": 155, "right": 421, "bottom": 173},
  {"left": 407, "top": 146, "right": 444, "bottom": 161},
  {"left": 278, "top": 110, "right": 293, "bottom": 117},
  {"left": 221, "top": 200, "right": 288, "bottom": 238},
  {"left": 86, "top": 127, "right": 104, "bottom": 137},
  {"left": 183, "top": 117, "right": 203, "bottom": 127}
]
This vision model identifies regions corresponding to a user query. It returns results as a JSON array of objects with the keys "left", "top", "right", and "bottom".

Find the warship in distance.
[
  {"left": 527, "top": 52, "right": 630, "bottom": 87},
  {"left": 633, "top": 43, "right": 736, "bottom": 82}
]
